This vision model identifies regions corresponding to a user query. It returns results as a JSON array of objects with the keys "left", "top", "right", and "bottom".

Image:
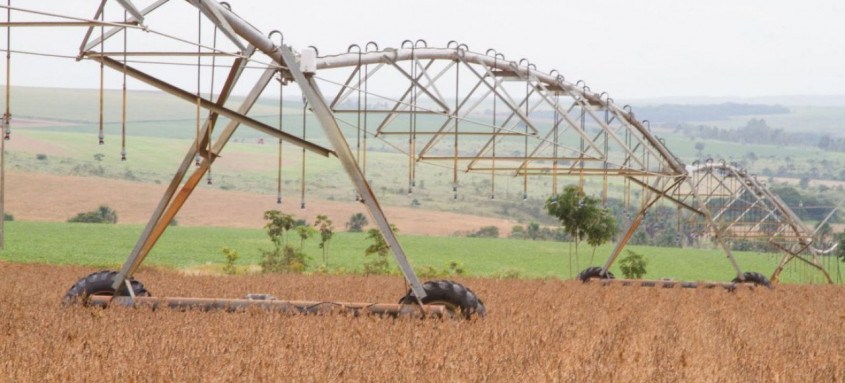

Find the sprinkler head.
[{"left": 276, "top": 196, "right": 282, "bottom": 204}]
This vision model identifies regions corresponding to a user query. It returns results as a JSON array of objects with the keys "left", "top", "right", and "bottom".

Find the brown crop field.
[{"left": 2, "top": 262, "right": 845, "bottom": 382}]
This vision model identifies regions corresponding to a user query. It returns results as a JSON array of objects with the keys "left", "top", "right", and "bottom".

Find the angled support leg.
[
  {"left": 600, "top": 177, "right": 679, "bottom": 275},
  {"left": 111, "top": 63, "right": 275, "bottom": 290},
  {"left": 279, "top": 45, "right": 427, "bottom": 299}
]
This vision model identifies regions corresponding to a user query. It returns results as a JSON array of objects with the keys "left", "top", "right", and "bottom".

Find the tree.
[
  {"left": 315, "top": 214, "right": 335, "bottom": 266},
  {"left": 694, "top": 142, "right": 705, "bottom": 158},
  {"left": 295, "top": 225, "right": 317, "bottom": 251},
  {"left": 837, "top": 229, "right": 845, "bottom": 263},
  {"left": 263, "top": 210, "right": 295, "bottom": 246},
  {"left": 363, "top": 224, "right": 398, "bottom": 275},
  {"left": 260, "top": 210, "right": 306, "bottom": 273},
  {"left": 526, "top": 222, "right": 540, "bottom": 240},
  {"left": 619, "top": 250, "right": 648, "bottom": 279},
  {"left": 799, "top": 176, "right": 810, "bottom": 189},
  {"left": 545, "top": 185, "right": 617, "bottom": 276},
  {"left": 585, "top": 209, "right": 617, "bottom": 263},
  {"left": 347, "top": 213, "right": 368, "bottom": 232}
]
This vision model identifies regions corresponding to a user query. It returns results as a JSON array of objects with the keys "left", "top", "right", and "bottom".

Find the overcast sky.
[{"left": 6, "top": 0, "right": 844, "bottom": 100}]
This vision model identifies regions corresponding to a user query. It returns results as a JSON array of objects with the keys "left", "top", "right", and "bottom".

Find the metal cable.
[
  {"left": 97, "top": 4, "right": 104, "bottom": 145},
  {"left": 300, "top": 99, "right": 306, "bottom": 209},
  {"left": 276, "top": 74, "right": 284, "bottom": 204},
  {"left": 120, "top": 9, "right": 127, "bottom": 160},
  {"left": 194, "top": 8, "right": 201, "bottom": 167}
]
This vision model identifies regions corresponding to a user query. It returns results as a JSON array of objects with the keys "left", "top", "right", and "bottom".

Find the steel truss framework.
[{"left": 0, "top": 0, "right": 834, "bottom": 292}]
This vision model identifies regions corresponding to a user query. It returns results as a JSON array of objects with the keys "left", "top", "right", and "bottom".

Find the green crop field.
[{"left": 0, "top": 221, "right": 838, "bottom": 284}]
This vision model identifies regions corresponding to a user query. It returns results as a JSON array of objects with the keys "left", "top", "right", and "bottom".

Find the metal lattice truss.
[
  {"left": 676, "top": 162, "right": 832, "bottom": 283},
  {"left": 0, "top": 0, "right": 833, "bottom": 286},
  {"left": 313, "top": 47, "right": 684, "bottom": 180}
]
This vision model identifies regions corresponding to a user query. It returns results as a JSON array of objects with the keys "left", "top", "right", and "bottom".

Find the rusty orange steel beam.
[
  {"left": 89, "top": 296, "right": 449, "bottom": 318},
  {"left": 587, "top": 278, "right": 755, "bottom": 290},
  {"left": 126, "top": 161, "right": 211, "bottom": 274}
]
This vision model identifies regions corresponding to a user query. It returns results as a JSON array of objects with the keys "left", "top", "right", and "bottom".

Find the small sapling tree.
[
  {"left": 260, "top": 210, "right": 307, "bottom": 273},
  {"left": 315, "top": 214, "right": 334, "bottom": 266},
  {"left": 545, "top": 185, "right": 617, "bottom": 276},
  {"left": 363, "top": 224, "right": 398, "bottom": 275},
  {"left": 619, "top": 250, "right": 648, "bottom": 279},
  {"left": 221, "top": 247, "right": 239, "bottom": 275}
]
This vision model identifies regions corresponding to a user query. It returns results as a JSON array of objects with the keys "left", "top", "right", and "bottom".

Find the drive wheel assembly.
[
  {"left": 62, "top": 270, "right": 151, "bottom": 306},
  {"left": 399, "top": 280, "right": 486, "bottom": 319},
  {"left": 577, "top": 266, "right": 615, "bottom": 282}
]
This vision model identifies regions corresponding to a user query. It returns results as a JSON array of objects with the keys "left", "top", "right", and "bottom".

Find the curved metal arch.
[
  {"left": 684, "top": 161, "right": 812, "bottom": 245},
  {"left": 679, "top": 161, "right": 833, "bottom": 283},
  {"left": 313, "top": 46, "right": 686, "bottom": 178}
]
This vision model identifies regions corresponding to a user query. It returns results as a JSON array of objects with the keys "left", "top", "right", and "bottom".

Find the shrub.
[
  {"left": 492, "top": 268, "right": 523, "bottom": 279},
  {"left": 221, "top": 247, "right": 239, "bottom": 275},
  {"left": 68, "top": 205, "right": 118, "bottom": 224},
  {"left": 260, "top": 210, "right": 308, "bottom": 273},
  {"left": 346, "top": 213, "right": 368, "bottom": 232},
  {"left": 261, "top": 244, "right": 308, "bottom": 274},
  {"left": 619, "top": 250, "right": 648, "bottom": 279},
  {"left": 510, "top": 225, "right": 525, "bottom": 239},
  {"left": 3, "top": 213, "right": 12, "bottom": 221},
  {"left": 468, "top": 226, "right": 499, "bottom": 238},
  {"left": 415, "top": 261, "right": 467, "bottom": 278},
  {"left": 36, "top": 154, "right": 47, "bottom": 161}
]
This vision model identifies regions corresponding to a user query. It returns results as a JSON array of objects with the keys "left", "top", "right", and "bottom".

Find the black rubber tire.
[
  {"left": 731, "top": 271, "right": 772, "bottom": 288},
  {"left": 399, "top": 280, "right": 486, "bottom": 319},
  {"left": 577, "top": 266, "right": 616, "bottom": 282},
  {"left": 62, "top": 270, "right": 151, "bottom": 306}
]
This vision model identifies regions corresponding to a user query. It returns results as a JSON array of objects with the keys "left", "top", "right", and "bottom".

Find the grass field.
[{"left": 1, "top": 221, "right": 838, "bottom": 284}]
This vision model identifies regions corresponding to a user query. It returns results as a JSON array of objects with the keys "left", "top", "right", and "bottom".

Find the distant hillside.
[
  {"left": 629, "top": 103, "right": 789, "bottom": 123},
  {"left": 625, "top": 95, "right": 845, "bottom": 107}
]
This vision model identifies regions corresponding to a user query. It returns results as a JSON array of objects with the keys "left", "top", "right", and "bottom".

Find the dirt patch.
[
  {"left": 5, "top": 171, "right": 514, "bottom": 236},
  {"left": 4, "top": 132, "right": 69, "bottom": 157}
]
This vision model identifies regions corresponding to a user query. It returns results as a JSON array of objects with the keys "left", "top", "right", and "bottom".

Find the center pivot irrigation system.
[{"left": 0, "top": 1, "right": 837, "bottom": 319}]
